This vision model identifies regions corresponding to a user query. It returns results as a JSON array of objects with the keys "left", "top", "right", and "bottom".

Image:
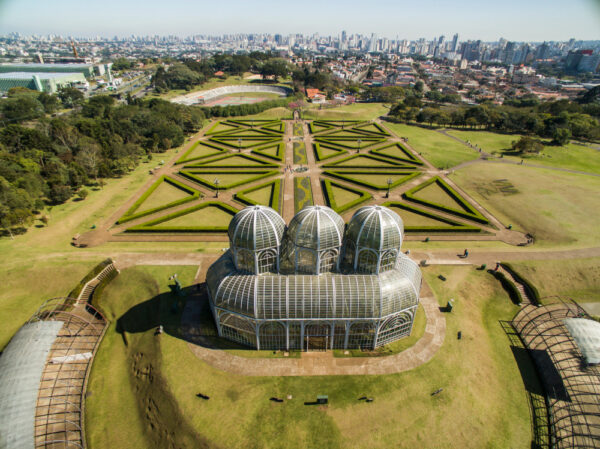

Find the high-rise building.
[{"left": 450, "top": 33, "right": 459, "bottom": 52}]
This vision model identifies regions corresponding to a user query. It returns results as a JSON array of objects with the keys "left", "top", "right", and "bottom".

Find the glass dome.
[
  {"left": 281, "top": 206, "right": 345, "bottom": 274},
  {"left": 286, "top": 206, "right": 345, "bottom": 251},
  {"left": 344, "top": 206, "right": 404, "bottom": 274},
  {"left": 228, "top": 205, "right": 286, "bottom": 273}
]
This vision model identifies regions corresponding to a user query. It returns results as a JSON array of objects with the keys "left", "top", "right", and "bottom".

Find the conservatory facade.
[{"left": 206, "top": 205, "right": 422, "bottom": 351}]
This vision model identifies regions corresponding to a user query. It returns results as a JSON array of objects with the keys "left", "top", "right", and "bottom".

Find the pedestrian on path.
[{"left": 463, "top": 249, "right": 469, "bottom": 258}]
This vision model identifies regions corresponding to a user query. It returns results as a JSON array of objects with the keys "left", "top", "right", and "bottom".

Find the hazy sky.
[{"left": 0, "top": 0, "right": 599, "bottom": 41}]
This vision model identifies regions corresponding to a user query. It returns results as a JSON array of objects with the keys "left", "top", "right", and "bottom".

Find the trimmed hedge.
[
  {"left": 322, "top": 179, "right": 372, "bottom": 213},
  {"left": 313, "top": 142, "right": 348, "bottom": 161},
  {"left": 322, "top": 153, "right": 417, "bottom": 169},
  {"left": 317, "top": 129, "right": 378, "bottom": 139},
  {"left": 179, "top": 169, "right": 278, "bottom": 190},
  {"left": 309, "top": 122, "right": 334, "bottom": 134},
  {"left": 251, "top": 142, "right": 285, "bottom": 162},
  {"left": 260, "top": 122, "right": 285, "bottom": 134},
  {"left": 175, "top": 141, "right": 228, "bottom": 164},
  {"left": 500, "top": 263, "right": 541, "bottom": 305},
  {"left": 185, "top": 153, "right": 279, "bottom": 168},
  {"left": 210, "top": 128, "right": 282, "bottom": 138},
  {"left": 204, "top": 121, "right": 241, "bottom": 136},
  {"left": 323, "top": 170, "right": 421, "bottom": 190},
  {"left": 402, "top": 176, "right": 490, "bottom": 224},
  {"left": 234, "top": 179, "right": 282, "bottom": 212},
  {"left": 314, "top": 137, "right": 386, "bottom": 150},
  {"left": 369, "top": 142, "right": 424, "bottom": 166},
  {"left": 209, "top": 136, "right": 281, "bottom": 149},
  {"left": 382, "top": 201, "right": 482, "bottom": 233},
  {"left": 116, "top": 176, "right": 202, "bottom": 225},
  {"left": 126, "top": 201, "right": 238, "bottom": 233},
  {"left": 68, "top": 258, "right": 113, "bottom": 299},
  {"left": 489, "top": 270, "right": 523, "bottom": 305},
  {"left": 353, "top": 122, "right": 392, "bottom": 136}
]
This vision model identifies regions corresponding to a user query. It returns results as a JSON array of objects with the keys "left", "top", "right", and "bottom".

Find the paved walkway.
[{"left": 181, "top": 287, "right": 445, "bottom": 376}]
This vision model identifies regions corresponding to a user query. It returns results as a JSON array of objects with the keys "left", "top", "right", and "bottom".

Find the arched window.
[
  {"left": 219, "top": 313, "right": 257, "bottom": 347},
  {"left": 347, "top": 321, "right": 376, "bottom": 349},
  {"left": 257, "top": 249, "right": 278, "bottom": 274},
  {"left": 258, "top": 321, "right": 286, "bottom": 350},
  {"left": 376, "top": 312, "right": 413, "bottom": 347},
  {"left": 379, "top": 249, "right": 398, "bottom": 273},
  {"left": 356, "top": 249, "right": 378, "bottom": 274},
  {"left": 319, "top": 249, "right": 338, "bottom": 273}
]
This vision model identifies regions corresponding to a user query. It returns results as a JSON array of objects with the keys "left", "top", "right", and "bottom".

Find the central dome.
[{"left": 286, "top": 205, "right": 344, "bottom": 251}]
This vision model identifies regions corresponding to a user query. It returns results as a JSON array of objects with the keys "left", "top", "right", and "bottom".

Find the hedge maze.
[
  {"left": 307, "top": 120, "right": 488, "bottom": 233},
  {"left": 116, "top": 117, "right": 496, "bottom": 238},
  {"left": 117, "top": 119, "right": 285, "bottom": 234}
]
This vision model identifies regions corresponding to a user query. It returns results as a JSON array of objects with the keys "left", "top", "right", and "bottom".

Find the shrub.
[
  {"left": 369, "top": 142, "right": 424, "bottom": 165},
  {"left": 178, "top": 169, "right": 278, "bottom": 189},
  {"left": 313, "top": 142, "right": 348, "bottom": 161},
  {"left": 68, "top": 258, "right": 113, "bottom": 299},
  {"left": 323, "top": 170, "right": 422, "bottom": 190},
  {"left": 489, "top": 270, "right": 523, "bottom": 305}
]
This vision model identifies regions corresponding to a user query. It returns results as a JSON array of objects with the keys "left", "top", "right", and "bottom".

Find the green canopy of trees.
[{"left": 0, "top": 93, "right": 205, "bottom": 235}]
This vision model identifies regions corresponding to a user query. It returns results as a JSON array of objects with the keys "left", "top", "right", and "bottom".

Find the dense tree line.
[
  {"left": 0, "top": 90, "right": 205, "bottom": 235},
  {"left": 388, "top": 97, "right": 600, "bottom": 142},
  {"left": 152, "top": 52, "right": 292, "bottom": 92}
]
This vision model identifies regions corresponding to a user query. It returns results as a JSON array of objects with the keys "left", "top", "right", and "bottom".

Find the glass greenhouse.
[{"left": 206, "top": 205, "right": 422, "bottom": 351}]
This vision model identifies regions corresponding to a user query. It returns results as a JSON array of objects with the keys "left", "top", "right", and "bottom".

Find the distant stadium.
[{"left": 170, "top": 84, "right": 292, "bottom": 106}]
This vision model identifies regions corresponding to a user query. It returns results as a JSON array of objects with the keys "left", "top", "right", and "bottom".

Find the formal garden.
[{"left": 108, "top": 116, "right": 518, "bottom": 240}]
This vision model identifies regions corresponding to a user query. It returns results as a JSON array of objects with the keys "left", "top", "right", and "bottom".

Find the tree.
[
  {"left": 552, "top": 128, "right": 571, "bottom": 146},
  {"left": 58, "top": 87, "right": 84, "bottom": 108},
  {"left": 37, "top": 92, "right": 60, "bottom": 114},
  {"left": 0, "top": 95, "right": 45, "bottom": 122},
  {"left": 259, "top": 60, "right": 288, "bottom": 82},
  {"left": 77, "top": 188, "right": 89, "bottom": 200},
  {"left": 511, "top": 136, "right": 544, "bottom": 154}
]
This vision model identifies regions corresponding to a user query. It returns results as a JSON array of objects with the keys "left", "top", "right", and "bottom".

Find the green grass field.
[
  {"left": 384, "top": 123, "right": 480, "bottom": 169},
  {"left": 85, "top": 264, "right": 533, "bottom": 449},
  {"left": 303, "top": 103, "right": 389, "bottom": 121},
  {"left": 503, "top": 257, "right": 600, "bottom": 303},
  {"left": 447, "top": 130, "right": 600, "bottom": 174},
  {"left": 450, "top": 162, "right": 600, "bottom": 248}
]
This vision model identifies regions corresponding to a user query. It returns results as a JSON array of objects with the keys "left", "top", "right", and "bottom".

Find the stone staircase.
[
  {"left": 496, "top": 264, "right": 533, "bottom": 306},
  {"left": 76, "top": 263, "right": 119, "bottom": 303}
]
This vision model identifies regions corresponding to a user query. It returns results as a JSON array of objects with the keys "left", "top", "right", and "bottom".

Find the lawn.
[
  {"left": 86, "top": 264, "right": 533, "bottom": 449},
  {"left": 450, "top": 162, "right": 600, "bottom": 248},
  {"left": 415, "top": 182, "right": 466, "bottom": 210},
  {"left": 384, "top": 123, "right": 480, "bottom": 169},
  {"left": 136, "top": 181, "right": 191, "bottom": 212},
  {"left": 503, "top": 257, "right": 600, "bottom": 303},
  {"left": 303, "top": 103, "right": 390, "bottom": 121},
  {"left": 447, "top": 130, "right": 600, "bottom": 174},
  {"left": 159, "top": 205, "right": 234, "bottom": 227}
]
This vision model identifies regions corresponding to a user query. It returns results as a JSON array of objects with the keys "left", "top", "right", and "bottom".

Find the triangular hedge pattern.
[
  {"left": 234, "top": 179, "right": 282, "bottom": 212},
  {"left": 402, "top": 176, "right": 489, "bottom": 224},
  {"left": 321, "top": 179, "right": 372, "bottom": 213},
  {"left": 382, "top": 201, "right": 482, "bottom": 233},
  {"left": 323, "top": 170, "right": 422, "bottom": 190}
]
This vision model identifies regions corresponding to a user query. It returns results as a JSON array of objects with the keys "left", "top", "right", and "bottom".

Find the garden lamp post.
[
  {"left": 238, "top": 138, "right": 242, "bottom": 153},
  {"left": 386, "top": 178, "right": 393, "bottom": 198},
  {"left": 214, "top": 178, "right": 220, "bottom": 198},
  {"left": 357, "top": 139, "right": 362, "bottom": 153}
]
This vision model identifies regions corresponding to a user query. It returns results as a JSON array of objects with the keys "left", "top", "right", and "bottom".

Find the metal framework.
[
  {"left": 207, "top": 205, "right": 422, "bottom": 351},
  {"left": 28, "top": 297, "right": 107, "bottom": 449},
  {"left": 512, "top": 298, "right": 600, "bottom": 449}
]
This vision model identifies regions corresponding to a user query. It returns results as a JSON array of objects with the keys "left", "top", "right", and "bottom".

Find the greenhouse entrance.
[{"left": 305, "top": 324, "right": 330, "bottom": 351}]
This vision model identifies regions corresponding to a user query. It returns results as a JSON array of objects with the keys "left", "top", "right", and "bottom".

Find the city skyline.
[{"left": 1, "top": 0, "right": 599, "bottom": 42}]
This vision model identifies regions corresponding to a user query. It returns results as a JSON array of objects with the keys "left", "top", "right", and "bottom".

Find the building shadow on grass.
[
  {"left": 116, "top": 282, "right": 255, "bottom": 352},
  {"left": 499, "top": 320, "right": 551, "bottom": 449}
]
